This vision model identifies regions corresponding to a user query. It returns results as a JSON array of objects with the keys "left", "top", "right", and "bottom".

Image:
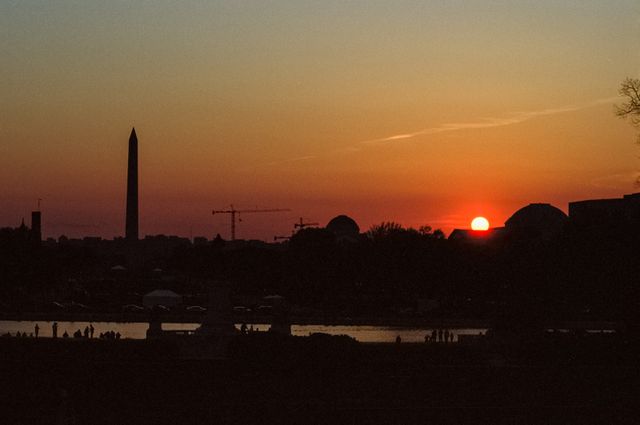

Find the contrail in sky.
[
  {"left": 360, "top": 96, "right": 620, "bottom": 145},
  {"left": 267, "top": 96, "right": 620, "bottom": 166}
]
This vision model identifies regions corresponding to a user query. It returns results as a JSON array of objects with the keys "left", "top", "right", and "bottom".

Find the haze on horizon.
[{"left": 1, "top": 1, "right": 639, "bottom": 241}]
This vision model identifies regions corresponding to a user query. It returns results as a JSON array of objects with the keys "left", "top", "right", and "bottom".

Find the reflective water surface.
[{"left": 0, "top": 321, "right": 486, "bottom": 342}]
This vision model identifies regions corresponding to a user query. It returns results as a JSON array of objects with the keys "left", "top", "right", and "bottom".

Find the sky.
[{"left": 1, "top": 1, "right": 639, "bottom": 240}]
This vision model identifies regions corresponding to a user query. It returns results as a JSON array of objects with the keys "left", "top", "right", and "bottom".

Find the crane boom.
[
  {"left": 212, "top": 205, "right": 291, "bottom": 240},
  {"left": 294, "top": 217, "right": 319, "bottom": 231}
]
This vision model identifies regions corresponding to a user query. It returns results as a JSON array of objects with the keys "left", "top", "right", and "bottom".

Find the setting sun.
[{"left": 471, "top": 216, "right": 490, "bottom": 231}]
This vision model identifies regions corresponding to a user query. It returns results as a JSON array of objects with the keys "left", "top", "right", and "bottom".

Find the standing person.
[
  {"left": 52, "top": 322, "right": 58, "bottom": 338},
  {"left": 83, "top": 326, "right": 89, "bottom": 338},
  {"left": 444, "top": 329, "right": 450, "bottom": 343},
  {"left": 431, "top": 329, "right": 437, "bottom": 342},
  {"left": 89, "top": 324, "right": 94, "bottom": 339},
  {"left": 34, "top": 324, "right": 40, "bottom": 338},
  {"left": 438, "top": 329, "right": 443, "bottom": 342}
]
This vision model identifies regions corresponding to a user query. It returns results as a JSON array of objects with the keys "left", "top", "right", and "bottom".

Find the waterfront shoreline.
[{"left": 0, "top": 311, "right": 620, "bottom": 331}]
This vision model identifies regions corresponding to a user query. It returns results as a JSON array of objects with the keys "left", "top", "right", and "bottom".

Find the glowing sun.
[{"left": 471, "top": 216, "right": 490, "bottom": 231}]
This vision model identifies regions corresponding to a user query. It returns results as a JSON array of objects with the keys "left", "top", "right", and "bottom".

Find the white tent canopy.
[{"left": 143, "top": 289, "right": 182, "bottom": 308}]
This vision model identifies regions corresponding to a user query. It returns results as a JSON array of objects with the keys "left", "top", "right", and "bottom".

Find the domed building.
[
  {"left": 505, "top": 203, "right": 567, "bottom": 239},
  {"left": 326, "top": 215, "right": 360, "bottom": 242}
]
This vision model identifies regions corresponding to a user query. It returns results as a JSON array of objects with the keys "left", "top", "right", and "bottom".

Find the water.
[{"left": 0, "top": 321, "right": 486, "bottom": 343}]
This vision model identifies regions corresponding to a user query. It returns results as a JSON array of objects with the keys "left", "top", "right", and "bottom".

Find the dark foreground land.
[{"left": 1, "top": 334, "right": 639, "bottom": 425}]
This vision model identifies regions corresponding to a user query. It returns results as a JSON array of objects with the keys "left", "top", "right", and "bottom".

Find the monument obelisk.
[{"left": 125, "top": 128, "right": 139, "bottom": 240}]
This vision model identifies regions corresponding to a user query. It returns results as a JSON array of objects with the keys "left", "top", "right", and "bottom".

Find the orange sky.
[{"left": 1, "top": 2, "right": 639, "bottom": 240}]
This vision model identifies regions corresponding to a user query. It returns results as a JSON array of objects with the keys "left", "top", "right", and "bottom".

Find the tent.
[{"left": 143, "top": 289, "right": 182, "bottom": 308}]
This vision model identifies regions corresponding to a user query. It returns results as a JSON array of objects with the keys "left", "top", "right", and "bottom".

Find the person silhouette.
[
  {"left": 444, "top": 329, "right": 450, "bottom": 343},
  {"left": 83, "top": 326, "right": 89, "bottom": 338},
  {"left": 438, "top": 329, "right": 443, "bottom": 342},
  {"left": 52, "top": 322, "right": 58, "bottom": 338},
  {"left": 89, "top": 324, "right": 94, "bottom": 339},
  {"left": 34, "top": 324, "right": 40, "bottom": 338},
  {"left": 395, "top": 335, "right": 402, "bottom": 344}
]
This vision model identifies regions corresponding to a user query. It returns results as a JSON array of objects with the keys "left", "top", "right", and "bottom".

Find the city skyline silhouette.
[{"left": 2, "top": 3, "right": 639, "bottom": 241}]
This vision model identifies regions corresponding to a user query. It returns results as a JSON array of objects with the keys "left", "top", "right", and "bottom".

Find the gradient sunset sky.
[{"left": 2, "top": 1, "right": 639, "bottom": 240}]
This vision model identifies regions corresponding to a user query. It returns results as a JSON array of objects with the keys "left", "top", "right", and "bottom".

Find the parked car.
[
  {"left": 256, "top": 305, "right": 273, "bottom": 314},
  {"left": 122, "top": 304, "right": 145, "bottom": 312},
  {"left": 186, "top": 305, "right": 207, "bottom": 312},
  {"left": 52, "top": 301, "right": 66, "bottom": 309},
  {"left": 153, "top": 305, "right": 171, "bottom": 313}
]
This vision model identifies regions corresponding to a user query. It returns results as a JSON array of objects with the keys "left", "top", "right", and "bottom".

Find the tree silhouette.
[
  {"left": 615, "top": 77, "right": 640, "bottom": 141},
  {"left": 615, "top": 77, "right": 640, "bottom": 185}
]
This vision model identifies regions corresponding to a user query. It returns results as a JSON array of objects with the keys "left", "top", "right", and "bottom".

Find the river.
[{"left": 0, "top": 320, "right": 486, "bottom": 342}]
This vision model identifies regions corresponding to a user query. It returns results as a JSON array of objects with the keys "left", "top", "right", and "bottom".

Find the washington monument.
[{"left": 126, "top": 127, "right": 138, "bottom": 240}]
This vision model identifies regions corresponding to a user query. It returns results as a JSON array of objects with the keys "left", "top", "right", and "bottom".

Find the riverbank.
[
  {"left": 0, "top": 311, "right": 620, "bottom": 330},
  {"left": 1, "top": 334, "right": 638, "bottom": 424}
]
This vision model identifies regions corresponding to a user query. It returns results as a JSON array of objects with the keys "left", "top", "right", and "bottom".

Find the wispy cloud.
[
  {"left": 360, "top": 96, "right": 619, "bottom": 145},
  {"left": 265, "top": 96, "right": 620, "bottom": 166}
]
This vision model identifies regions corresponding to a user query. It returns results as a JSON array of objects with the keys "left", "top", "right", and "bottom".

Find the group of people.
[
  {"left": 239, "top": 323, "right": 260, "bottom": 334},
  {"left": 50, "top": 322, "right": 96, "bottom": 339},
  {"left": 1, "top": 322, "right": 126, "bottom": 340},
  {"left": 394, "top": 329, "right": 457, "bottom": 344},
  {"left": 98, "top": 330, "right": 121, "bottom": 340},
  {"left": 426, "top": 329, "right": 456, "bottom": 343},
  {"left": 2, "top": 331, "right": 33, "bottom": 338}
]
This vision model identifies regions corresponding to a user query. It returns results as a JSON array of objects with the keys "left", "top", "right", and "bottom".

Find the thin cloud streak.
[
  {"left": 266, "top": 96, "right": 620, "bottom": 167},
  {"left": 361, "top": 96, "right": 620, "bottom": 145}
]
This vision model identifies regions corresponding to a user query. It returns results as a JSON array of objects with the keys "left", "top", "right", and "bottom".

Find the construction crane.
[
  {"left": 294, "top": 217, "right": 319, "bottom": 231},
  {"left": 212, "top": 205, "right": 291, "bottom": 241}
]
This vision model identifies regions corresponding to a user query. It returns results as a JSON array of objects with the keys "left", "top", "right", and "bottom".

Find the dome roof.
[
  {"left": 326, "top": 215, "right": 360, "bottom": 237},
  {"left": 505, "top": 203, "right": 567, "bottom": 234}
]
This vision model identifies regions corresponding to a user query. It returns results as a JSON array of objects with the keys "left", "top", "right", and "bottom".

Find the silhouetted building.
[
  {"left": 505, "top": 203, "right": 567, "bottom": 240},
  {"left": 31, "top": 211, "right": 41, "bottom": 244},
  {"left": 326, "top": 215, "right": 360, "bottom": 242},
  {"left": 125, "top": 128, "right": 139, "bottom": 240},
  {"left": 569, "top": 192, "right": 640, "bottom": 230},
  {"left": 448, "top": 227, "right": 504, "bottom": 244},
  {"left": 193, "top": 236, "right": 208, "bottom": 246}
]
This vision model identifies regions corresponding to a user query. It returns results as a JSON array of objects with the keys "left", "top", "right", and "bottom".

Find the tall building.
[
  {"left": 31, "top": 211, "right": 41, "bottom": 243},
  {"left": 569, "top": 192, "right": 640, "bottom": 230},
  {"left": 125, "top": 127, "right": 139, "bottom": 240}
]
